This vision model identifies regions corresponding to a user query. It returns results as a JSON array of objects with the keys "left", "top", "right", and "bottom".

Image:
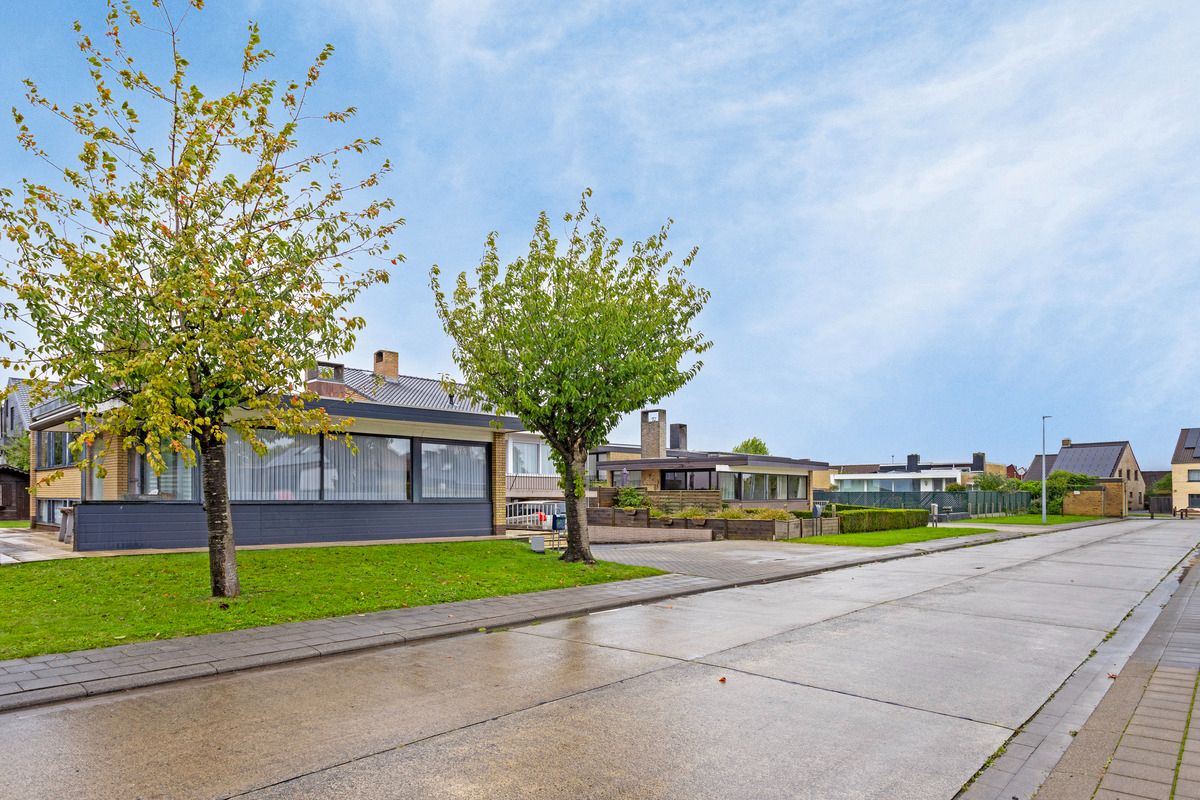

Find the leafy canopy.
[
  {"left": 732, "top": 436, "right": 769, "bottom": 455},
  {"left": 430, "top": 191, "right": 711, "bottom": 469},
  {"left": 0, "top": 1, "right": 401, "bottom": 473}
]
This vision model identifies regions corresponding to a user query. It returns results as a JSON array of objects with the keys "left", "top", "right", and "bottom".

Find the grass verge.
[
  {"left": 787, "top": 526, "right": 996, "bottom": 547},
  {"left": 0, "top": 520, "right": 30, "bottom": 528},
  {"left": 980, "top": 514, "right": 1101, "bottom": 526},
  {"left": 0, "top": 540, "right": 661, "bottom": 660}
]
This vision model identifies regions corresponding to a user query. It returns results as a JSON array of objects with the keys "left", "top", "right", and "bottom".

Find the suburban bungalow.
[
  {"left": 830, "top": 452, "right": 1002, "bottom": 492},
  {"left": 594, "top": 409, "right": 829, "bottom": 510},
  {"left": 27, "top": 350, "right": 522, "bottom": 550},
  {"left": 1025, "top": 438, "right": 1146, "bottom": 510},
  {"left": 1171, "top": 428, "right": 1200, "bottom": 511}
]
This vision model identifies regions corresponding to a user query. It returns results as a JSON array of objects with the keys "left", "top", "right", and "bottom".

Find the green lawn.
[
  {"left": 787, "top": 526, "right": 996, "bottom": 548},
  {"left": 981, "top": 514, "right": 1101, "bottom": 526},
  {"left": 0, "top": 520, "right": 30, "bottom": 528},
  {"left": 0, "top": 541, "right": 661, "bottom": 660}
]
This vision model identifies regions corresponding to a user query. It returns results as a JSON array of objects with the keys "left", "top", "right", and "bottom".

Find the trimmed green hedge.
[{"left": 838, "top": 508, "right": 930, "bottom": 533}]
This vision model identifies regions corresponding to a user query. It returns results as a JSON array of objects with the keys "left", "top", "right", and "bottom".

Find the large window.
[
  {"left": 37, "top": 498, "right": 73, "bottom": 524},
  {"left": 716, "top": 472, "right": 808, "bottom": 501},
  {"left": 323, "top": 434, "right": 410, "bottom": 501},
  {"left": 37, "top": 431, "right": 78, "bottom": 469},
  {"left": 226, "top": 429, "right": 321, "bottom": 501},
  {"left": 144, "top": 445, "right": 197, "bottom": 501},
  {"left": 422, "top": 442, "right": 487, "bottom": 499},
  {"left": 1189, "top": 470, "right": 1200, "bottom": 483},
  {"left": 662, "top": 471, "right": 715, "bottom": 491},
  {"left": 510, "top": 440, "right": 556, "bottom": 475}
]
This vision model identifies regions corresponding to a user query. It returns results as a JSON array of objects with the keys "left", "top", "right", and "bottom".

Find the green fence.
[{"left": 814, "top": 490, "right": 1030, "bottom": 515}]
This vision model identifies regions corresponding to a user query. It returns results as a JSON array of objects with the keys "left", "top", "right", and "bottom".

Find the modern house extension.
[
  {"left": 594, "top": 409, "right": 829, "bottom": 511},
  {"left": 27, "top": 350, "right": 521, "bottom": 550}
]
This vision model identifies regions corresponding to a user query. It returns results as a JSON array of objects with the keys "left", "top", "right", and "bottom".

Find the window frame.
[{"left": 418, "top": 438, "right": 490, "bottom": 503}]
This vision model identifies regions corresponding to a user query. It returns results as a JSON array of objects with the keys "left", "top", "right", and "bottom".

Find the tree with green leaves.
[
  {"left": 0, "top": 1, "right": 399, "bottom": 596},
  {"left": 431, "top": 192, "right": 711, "bottom": 563},
  {"left": 2, "top": 434, "right": 29, "bottom": 472},
  {"left": 969, "top": 471, "right": 1006, "bottom": 492},
  {"left": 1149, "top": 473, "right": 1172, "bottom": 496},
  {"left": 732, "top": 436, "right": 769, "bottom": 455}
]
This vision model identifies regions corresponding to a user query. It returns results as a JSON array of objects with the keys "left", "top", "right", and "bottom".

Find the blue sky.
[{"left": 1, "top": 1, "right": 1197, "bottom": 469}]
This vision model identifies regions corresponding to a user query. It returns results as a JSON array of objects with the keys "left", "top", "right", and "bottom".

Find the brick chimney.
[
  {"left": 374, "top": 349, "right": 399, "bottom": 379},
  {"left": 305, "top": 361, "right": 346, "bottom": 399},
  {"left": 640, "top": 409, "right": 667, "bottom": 459},
  {"left": 1061, "top": 438, "right": 1072, "bottom": 448},
  {"left": 971, "top": 452, "right": 986, "bottom": 472}
]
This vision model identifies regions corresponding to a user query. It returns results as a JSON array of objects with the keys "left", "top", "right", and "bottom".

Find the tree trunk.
[
  {"left": 200, "top": 435, "right": 240, "bottom": 598},
  {"left": 559, "top": 448, "right": 595, "bottom": 564}
]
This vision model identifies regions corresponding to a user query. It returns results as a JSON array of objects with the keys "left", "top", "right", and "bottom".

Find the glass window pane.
[
  {"left": 226, "top": 429, "right": 321, "bottom": 501},
  {"left": 511, "top": 442, "right": 539, "bottom": 475},
  {"left": 539, "top": 446, "right": 555, "bottom": 476},
  {"left": 421, "top": 442, "right": 487, "bottom": 499},
  {"left": 324, "top": 435, "right": 410, "bottom": 500},
  {"left": 787, "top": 475, "right": 801, "bottom": 499},
  {"left": 719, "top": 472, "right": 736, "bottom": 500}
]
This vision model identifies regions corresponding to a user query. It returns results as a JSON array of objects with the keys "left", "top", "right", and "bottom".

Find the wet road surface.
[{"left": 1, "top": 519, "right": 1196, "bottom": 799}]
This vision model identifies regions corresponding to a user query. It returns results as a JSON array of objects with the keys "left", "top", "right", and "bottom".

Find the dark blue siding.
[{"left": 73, "top": 501, "right": 492, "bottom": 551}]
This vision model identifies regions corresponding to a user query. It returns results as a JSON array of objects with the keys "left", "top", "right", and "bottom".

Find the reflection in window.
[
  {"left": 226, "top": 429, "right": 321, "bottom": 501},
  {"left": 324, "top": 435, "right": 410, "bottom": 500},
  {"left": 421, "top": 442, "right": 487, "bottom": 499}
]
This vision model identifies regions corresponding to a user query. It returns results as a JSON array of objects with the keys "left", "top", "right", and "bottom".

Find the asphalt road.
[{"left": 1, "top": 519, "right": 1196, "bottom": 799}]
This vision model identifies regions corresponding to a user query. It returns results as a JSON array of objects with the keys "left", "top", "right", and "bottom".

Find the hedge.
[{"left": 838, "top": 508, "right": 929, "bottom": 533}]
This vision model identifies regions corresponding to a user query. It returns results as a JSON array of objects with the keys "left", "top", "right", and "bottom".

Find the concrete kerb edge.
[{"left": 0, "top": 518, "right": 1131, "bottom": 714}]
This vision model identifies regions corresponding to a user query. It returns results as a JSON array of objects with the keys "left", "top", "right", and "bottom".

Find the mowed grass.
[
  {"left": 787, "top": 526, "right": 996, "bottom": 548},
  {"left": 0, "top": 541, "right": 661, "bottom": 660},
  {"left": 983, "top": 514, "right": 1101, "bottom": 526}
]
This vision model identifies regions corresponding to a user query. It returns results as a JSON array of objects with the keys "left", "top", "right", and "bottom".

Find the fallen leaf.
[{"left": 718, "top": 676, "right": 727, "bottom": 684}]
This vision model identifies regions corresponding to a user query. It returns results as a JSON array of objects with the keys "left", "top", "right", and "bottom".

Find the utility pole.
[{"left": 1041, "top": 415, "right": 1052, "bottom": 524}]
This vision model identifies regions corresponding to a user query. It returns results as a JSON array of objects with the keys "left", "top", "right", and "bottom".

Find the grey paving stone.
[{"left": 1098, "top": 771, "right": 1172, "bottom": 799}]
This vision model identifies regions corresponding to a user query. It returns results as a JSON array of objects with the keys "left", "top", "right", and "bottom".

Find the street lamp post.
[{"left": 1041, "top": 415, "right": 1052, "bottom": 525}]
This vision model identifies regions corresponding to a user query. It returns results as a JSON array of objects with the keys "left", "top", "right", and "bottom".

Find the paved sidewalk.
[
  {"left": 0, "top": 520, "right": 1112, "bottom": 714},
  {"left": 1036, "top": 551, "right": 1200, "bottom": 799}
]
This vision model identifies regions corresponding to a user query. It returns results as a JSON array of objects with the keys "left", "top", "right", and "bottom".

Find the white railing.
[{"left": 506, "top": 500, "right": 565, "bottom": 529}]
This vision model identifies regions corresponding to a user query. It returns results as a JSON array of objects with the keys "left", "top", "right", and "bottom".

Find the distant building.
[
  {"left": 1026, "top": 439, "right": 1145, "bottom": 509},
  {"left": 830, "top": 452, "right": 1004, "bottom": 492}
]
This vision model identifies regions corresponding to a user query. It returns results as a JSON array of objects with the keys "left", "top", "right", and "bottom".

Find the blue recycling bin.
[{"left": 552, "top": 513, "right": 567, "bottom": 531}]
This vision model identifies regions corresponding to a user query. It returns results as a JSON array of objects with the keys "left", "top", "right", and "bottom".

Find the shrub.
[
  {"left": 648, "top": 507, "right": 668, "bottom": 519},
  {"left": 751, "top": 509, "right": 793, "bottom": 521},
  {"left": 615, "top": 487, "right": 646, "bottom": 509},
  {"left": 714, "top": 508, "right": 748, "bottom": 519},
  {"left": 675, "top": 506, "right": 708, "bottom": 519},
  {"left": 945, "top": 483, "right": 966, "bottom": 493},
  {"left": 838, "top": 508, "right": 929, "bottom": 533}
]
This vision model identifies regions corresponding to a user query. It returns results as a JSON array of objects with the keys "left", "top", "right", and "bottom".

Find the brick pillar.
[
  {"left": 491, "top": 431, "right": 507, "bottom": 535},
  {"left": 27, "top": 431, "right": 36, "bottom": 524}
]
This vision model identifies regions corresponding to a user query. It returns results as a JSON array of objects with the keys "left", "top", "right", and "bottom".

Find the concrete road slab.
[
  {"left": 0, "top": 632, "right": 673, "bottom": 800},
  {"left": 732, "top": 564, "right": 970, "bottom": 604},
  {"left": 1043, "top": 545, "right": 1191, "bottom": 570},
  {"left": 243, "top": 662, "right": 1009, "bottom": 800},
  {"left": 517, "top": 589, "right": 868, "bottom": 659},
  {"left": 992, "top": 559, "right": 1169, "bottom": 592},
  {"left": 893, "top": 575, "right": 1147, "bottom": 631},
  {"left": 706, "top": 603, "right": 1101, "bottom": 727}
]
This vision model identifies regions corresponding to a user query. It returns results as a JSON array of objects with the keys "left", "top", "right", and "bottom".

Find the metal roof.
[
  {"left": 5, "top": 378, "right": 31, "bottom": 428},
  {"left": 1051, "top": 442, "right": 1129, "bottom": 478},
  {"left": 343, "top": 368, "right": 492, "bottom": 415}
]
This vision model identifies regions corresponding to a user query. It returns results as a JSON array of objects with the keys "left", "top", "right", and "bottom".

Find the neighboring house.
[
  {"left": 1170, "top": 429, "right": 1200, "bottom": 510},
  {"left": 830, "top": 452, "right": 1003, "bottom": 492},
  {"left": 0, "top": 464, "right": 28, "bottom": 521},
  {"left": 27, "top": 350, "right": 523, "bottom": 550},
  {"left": 0, "top": 377, "right": 32, "bottom": 446},
  {"left": 1025, "top": 453, "right": 1056, "bottom": 480},
  {"left": 1027, "top": 438, "right": 1145, "bottom": 510},
  {"left": 505, "top": 431, "right": 563, "bottom": 501},
  {"left": 594, "top": 409, "right": 828, "bottom": 510}
]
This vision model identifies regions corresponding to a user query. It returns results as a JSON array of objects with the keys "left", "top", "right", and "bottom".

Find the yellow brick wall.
[
  {"left": 1063, "top": 489, "right": 1104, "bottom": 516},
  {"left": 1172, "top": 464, "right": 1200, "bottom": 510},
  {"left": 491, "top": 431, "right": 507, "bottom": 534}
]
